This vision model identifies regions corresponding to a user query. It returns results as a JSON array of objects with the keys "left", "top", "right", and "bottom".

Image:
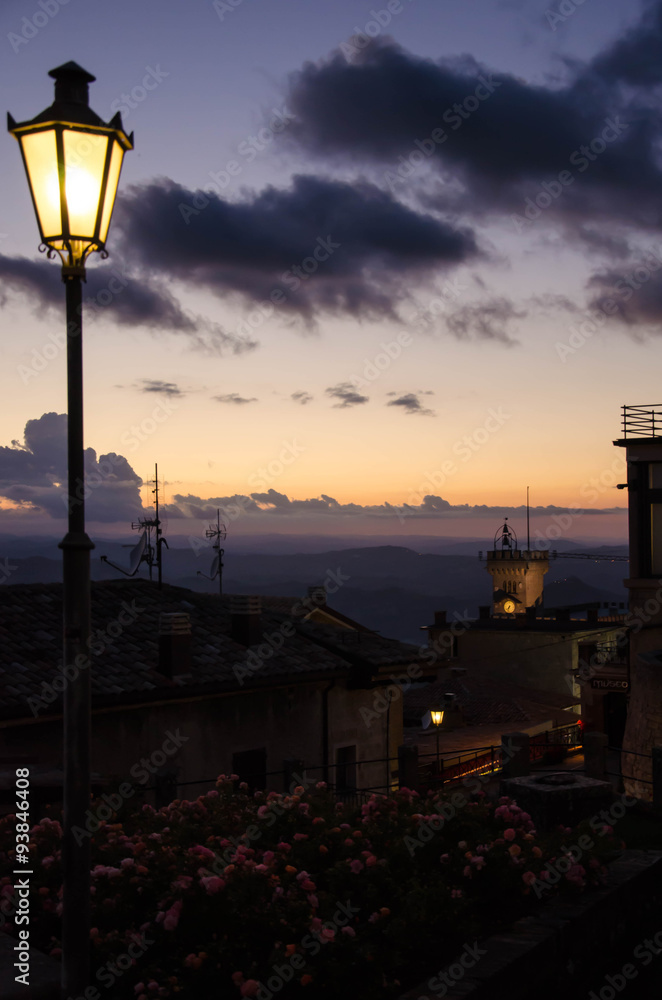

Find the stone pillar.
[
  {"left": 398, "top": 744, "right": 418, "bottom": 792},
  {"left": 584, "top": 731, "right": 608, "bottom": 781},
  {"left": 652, "top": 746, "right": 662, "bottom": 812},
  {"left": 501, "top": 732, "right": 530, "bottom": 778}
]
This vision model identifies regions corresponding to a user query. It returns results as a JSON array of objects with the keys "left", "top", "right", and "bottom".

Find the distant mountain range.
[{"left": 0, "top": 535, "right": 629, "bottom": 643}]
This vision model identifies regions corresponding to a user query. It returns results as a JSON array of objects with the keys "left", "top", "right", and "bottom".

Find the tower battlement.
[
  {"left": 486, "top": 549, "right": 549, "bottom": 561},
  {"left": 482, "top": 521, "right": 549, "bottom": 615}
]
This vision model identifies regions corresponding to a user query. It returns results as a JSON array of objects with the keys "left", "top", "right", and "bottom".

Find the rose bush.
[{"left": 0, "top": 780, "right": 621, "bottom": 999}]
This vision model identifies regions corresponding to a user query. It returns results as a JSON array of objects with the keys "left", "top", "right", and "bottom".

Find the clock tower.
[{"left": 482, "top": 520, "right": 549, "bottom": 615}]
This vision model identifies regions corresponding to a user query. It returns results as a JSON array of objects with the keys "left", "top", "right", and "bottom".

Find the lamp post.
[
  {"left": 430, "top": 705, "right": 445, "bottom": 776},
  {"left": 8, "top": 63, "right": 133, "bottom": 999}
]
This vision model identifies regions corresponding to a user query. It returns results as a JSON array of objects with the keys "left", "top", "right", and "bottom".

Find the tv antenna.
[
  {"left": 100, "top": 463, "right": 169, "bottom": 588},
  {"left": 197, "top": 509, "right": 227, "bottom": 595}
]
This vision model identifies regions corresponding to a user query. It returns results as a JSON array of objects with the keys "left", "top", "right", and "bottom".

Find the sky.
[{"left": 2, "top": 0, "right": 660, "bottom": 543}]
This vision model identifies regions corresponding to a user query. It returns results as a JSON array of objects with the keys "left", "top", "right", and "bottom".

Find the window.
[
  {"left": 335, "top": 745, "right": 357, "bottom": 791},
  {"left": 155, "top": 771, "right": 178, "bottom": 809},
  {"left": 232, "top": 748, "right": 267, "bottom": 790},
  {"left": 640, "top": 463, "right": 662, "bottom": 575}
]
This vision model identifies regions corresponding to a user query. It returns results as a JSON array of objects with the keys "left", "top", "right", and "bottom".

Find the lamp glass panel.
[
  {"left": 98, "top": 139, "right": 125, "bottom": 243},
  {"left": 430, "top": 710, "right": 444, "bottom": 726},
  {"left": 62, "top": 129, "right": 108, "bottom": 238},
  {"left": 20, "top": 129, "right": 61, "bottom": 239}
]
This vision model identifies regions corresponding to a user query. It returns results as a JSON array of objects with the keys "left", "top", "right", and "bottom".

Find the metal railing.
[
  {"left": 529, "top": 722, "right": 583, "bottom": 763},
  {"left": 621, "top": 404, "right": 662, "bottom": 439},
  {"left": 418, "top": 745, "right": 501, "bottom": 792},
  {"left": 134, "top": 725, "right": 584, "bottom": 805}
]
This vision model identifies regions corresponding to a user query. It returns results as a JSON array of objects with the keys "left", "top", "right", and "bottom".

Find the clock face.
[{"left": 503, "top": 599, "right": 515, "bottom": 613}]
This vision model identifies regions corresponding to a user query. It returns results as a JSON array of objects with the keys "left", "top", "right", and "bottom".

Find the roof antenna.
[
  {"left": 101, "top": 463, "right": 168, "bottom": 587},
  {"left": 197, "top": 509, "right": 227, "bottom": 596}
]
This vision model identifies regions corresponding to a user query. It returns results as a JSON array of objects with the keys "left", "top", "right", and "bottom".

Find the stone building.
[
  {"left": 423, "top": 606, "right": 626, "bottom": 705},
  {"left": 614, "top": 404, "right": 662, "bottom": 798},
  {"left": 0, "top": 580, "right": 426, "bottom": 817},
  {"left": 421, "top": 519, "right": 628, "bottom": 735},
  {"left": 482, "top": 519, "right": 549, "bottom": 614}
]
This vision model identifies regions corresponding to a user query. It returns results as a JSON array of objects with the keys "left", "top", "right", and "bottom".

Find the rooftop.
[
  {"left": 423, "top": 613, "right": 629, "bottom": 634},
  {"left": 614, "top": 403, "right": 662, "bottom": 444},
  {"left": 0, "top": 580, "right": 422, "bottom": 723},
  {"left": 404, "top": 666, "right": 579, "bottom": 729}
]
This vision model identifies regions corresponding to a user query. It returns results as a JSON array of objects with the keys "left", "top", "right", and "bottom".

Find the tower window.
[{"left": 639, "top": 462, "right": 662, "bottom": 576}]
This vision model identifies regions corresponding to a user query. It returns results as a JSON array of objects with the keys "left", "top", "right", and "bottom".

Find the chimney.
[
  {"left": 307, "top": 585, "right": 327, "bottom": 607},
  {"left": 556, "top": 608, "right": 570, "bottom": 622},
  {"left": 434, "top": 610, "right": 447, "bottom": 626},
  {"left": 525, "top": 606, "right": 537, "bottom": 620},
  {"left": 230, "top": 595, "right": 262, "bottom": 646},
  {"left": 587, "top": 608, "right": 599, "bottom": 624},
  {"left": 158, "top": 612, "right": 192, "bottom": 678},
  {"left": 478, "top": 605, "right": 490, "bottom": 620}
]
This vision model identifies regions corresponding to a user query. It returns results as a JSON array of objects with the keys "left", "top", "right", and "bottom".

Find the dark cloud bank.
[
  {"left": 4, "top": 5, "right": 662, "bottom": 350},
  {"left": 0, "top": 413, "right": 142, "bottom": 523},
  {"left": 0, "top": 415, "right": 624, "bottom": 528}
]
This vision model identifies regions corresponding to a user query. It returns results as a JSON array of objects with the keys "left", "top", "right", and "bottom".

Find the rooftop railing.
[{"left": 621, "top": 404, "right": 662, "bottom": 439}]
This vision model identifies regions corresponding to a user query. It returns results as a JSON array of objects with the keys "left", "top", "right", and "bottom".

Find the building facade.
[
  {"left": 614, "top": 404, "right": 662, "bottom": 798},
  {"left": 0, "top": 581, "right": 428, "bottom": 817}
]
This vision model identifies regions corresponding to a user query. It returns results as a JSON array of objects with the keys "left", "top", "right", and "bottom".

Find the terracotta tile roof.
[
  {"left": 260, "top": 596, "right": 374, "bottom": 632},
  {"left": 0, "top": 580, "right": 420, "bottom": 722},
  {"left": 404, "top": 669, "right": 579, "bottom": 728}
]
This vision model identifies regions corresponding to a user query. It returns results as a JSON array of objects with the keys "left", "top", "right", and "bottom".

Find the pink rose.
[
  {"left": 200, "top": 876, "right": 225, "bottom": 894},
  {"left": 241, "top": 981, "right": 260, "bottom": 997},
  {"left": 163, "top": 899, "right": 182, "bottom": 931},
  {"left": 503, "top": 828, "right": 516, "bottom": 841}
]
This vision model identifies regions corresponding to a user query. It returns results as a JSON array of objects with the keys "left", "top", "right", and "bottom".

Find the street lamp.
[
  {"left": 430, "top": 705, "right": 445, "bottom": 774},
  {"left": 8, "top": 62, "right": 133, "bottom": 1000}
]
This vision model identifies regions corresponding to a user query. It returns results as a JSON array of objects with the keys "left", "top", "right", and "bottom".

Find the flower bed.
[{"left": 0, "top": 780, "right": 622, "bottom": 999}]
